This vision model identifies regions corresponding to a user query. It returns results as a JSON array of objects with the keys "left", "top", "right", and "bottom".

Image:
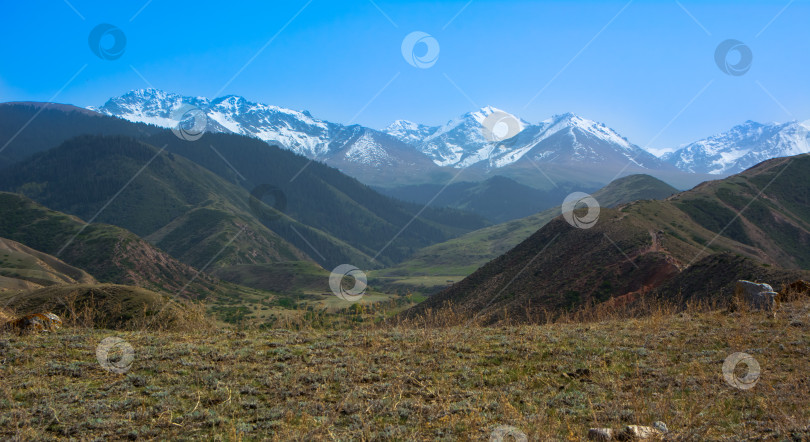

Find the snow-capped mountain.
[
  {"left": 384, "top": 120, "right": 437, "bottom": 146},
  {"left": 384, "top": 108, "right": 668, "bottom": 172},
  {"left": 95, "top": 89, "right": 347, "bottom": 158},
  {"left": 96, "top": 90, "right": 663, "bottom": 174},
  {"left": 93, "top": 89, "right": 442, "bottom": 186},
  {"left": 415, "top": 107, "right": 528, "bottom": 168},
  {"left": 663, "top": 120, "right": 810, "bottom": 175},
  {"left": 97, "top": 89, "right": 785, "bottom": 189}
]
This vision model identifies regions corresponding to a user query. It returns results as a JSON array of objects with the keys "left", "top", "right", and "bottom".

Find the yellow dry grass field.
[{"left": 1, "top": 300, "right": 809, "bottom": 440}]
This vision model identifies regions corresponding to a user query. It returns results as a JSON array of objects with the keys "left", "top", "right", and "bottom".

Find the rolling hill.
[
  {"left": 377, "top": 174, "right": 678, "bottom": 290},
  {"left": 140, "top": 130, "right": 488, "bottom": 266},
  {"left": 405, "top": 154, "right": 810, "bottom": 322},
  {"left": 0, "top": 237, "right": 97, "bottom": 291},
  {"left": 0, "top": 192, "right": 214, "bottom": 295},
  {"left": 0, "top": 103, "right": 489, "bottom": 269},
  {"left": 0, "top": 135, "right": 336, "bottom": 269}
]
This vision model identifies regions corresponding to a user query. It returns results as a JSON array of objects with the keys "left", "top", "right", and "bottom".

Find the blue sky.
[{"left": 1, "top": 0, "right": 808, "bottom": 153}]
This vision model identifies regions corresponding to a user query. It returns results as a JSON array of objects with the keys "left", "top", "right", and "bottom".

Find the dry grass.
[
  {"left": 1, "top": 286, "right": 211, "bottom": 333},
  {"left": 1, "top": 300, "right": 809, "bottom": 440}
]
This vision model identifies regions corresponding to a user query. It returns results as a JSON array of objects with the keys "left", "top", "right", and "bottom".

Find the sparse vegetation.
[{"left": 1, "top": 298, "right": 808, "bottom": 440}]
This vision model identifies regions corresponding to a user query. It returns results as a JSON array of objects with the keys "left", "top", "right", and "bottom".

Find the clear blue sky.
[{"left": 2, "top": 0, "right": 808, "bottom": 153}]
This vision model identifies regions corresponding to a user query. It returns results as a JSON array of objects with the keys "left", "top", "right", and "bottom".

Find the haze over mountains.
[{"left": 92, "top": 89, "right": 810, "bottom": 190}]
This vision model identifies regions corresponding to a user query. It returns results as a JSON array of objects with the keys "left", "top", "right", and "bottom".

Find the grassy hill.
[
  {"left": 0, "top": 191, "right": 420, "bottom": 327},
  {"left": 406, "top": 155, "right": 810, "bottom": 322},
  {"left": 0, "top": 283, "right": 205, "bottom": 330},
  {"left": 0, "top": 135, "right": 330, "bottom": 269},
  {"left": 0, "top": 192, "right": 216, "bottom": 296},
  {"left": 376, "top": 174, "right": 678, "bottom": 292},
  {"left": 0, "top": 237, "right": 97, "bottom": 291},
  {"left": 143, "top": 130, "right": 488, "bottom": 266}
]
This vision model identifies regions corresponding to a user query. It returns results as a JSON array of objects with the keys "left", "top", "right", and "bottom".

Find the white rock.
[
  {"left": 587, "top": 428, "right": 614, "bottom": 441},
  {"left": 735, "top": 280, "right": 777, "bottom": 311}
]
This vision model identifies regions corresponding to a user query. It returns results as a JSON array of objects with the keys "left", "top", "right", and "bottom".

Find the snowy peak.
[
  {"left": 552, "top": 113, "right": 634, "bottom": 150},
  {"left": 94, "top": 89, "right": 337, "bottom": 158},
  {"left": 664, "top": 120, "right": 810, "bottom": 174},
  {"left": 93, "top": 89, "right": 808, "bottom": 184},
  {"left": 391, "top": 107, "right": 646, "bottom": 169},
  {"left": 384, "top": 119, "right": 438, "bottom": 145},
  {"left": 94, "top": 89, "right": 655, "bottom": 173}
]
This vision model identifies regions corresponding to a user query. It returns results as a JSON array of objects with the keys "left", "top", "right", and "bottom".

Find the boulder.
[
  {"left": 588, "top": 428, "right": 614, "bottom": 441},
  {"left": 751, "top": 291, "right": 778, "bottom": 310},
  {"left": 735, "top": 280, "right": 776, "bottom": 311},
  {"left": 616, "top": 425, "right": 663, "bottom": 440},
  {"left": 588, "top": 421, "right": 668, "bottom": 440},
  {"left": 6, "top": 312, "right": 63, "bottom": 333}
]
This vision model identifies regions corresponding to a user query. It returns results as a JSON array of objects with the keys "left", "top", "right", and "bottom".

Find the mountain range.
[
  {"left": 406, "top": 153, "right": 810, "bottom": 323},
  {"left": 1, "top": 95, "right": 809, "bottom": 327},
  {"left": 0, "top": 104, "right": 488, "bottom": 273},
  {"left": 663, "top": 119, "right": 810, "bottom": 175},
  {"left": 92, "top": 89, "right": 810, "bottom": 190}
]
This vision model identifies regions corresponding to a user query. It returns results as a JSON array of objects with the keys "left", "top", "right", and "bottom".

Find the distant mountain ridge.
[
  {"left": 383, "top": 108, "right": 665, "bottom": 170},
  {"left": 92, "top": 89, "right": 440, "bottom": 187},
  {"left": 663, "top": 120, "right": 810, "bottom": 175},
  {"left": 89, "top": 89, "right": 711, "bottom": 189}
]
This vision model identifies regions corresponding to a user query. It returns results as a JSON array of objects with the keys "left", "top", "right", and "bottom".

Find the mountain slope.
[
  {"left": 379, "top": 174, "right": 678, "bottom": 285},
  {"left": 0, "top": 103, "right": 161, "bottom": 169},
  {"left": 663, "top": 120, "right": 810, "bottom": 175},
  {"left": 141, "top": 130, "right": 488, "bottom": 266},
  {"left": 0, "top": 192, "right": 214, "bottom": 295},
  {"left": 94, "top": 89, "right": 445, "bottom": 186},
  {"left": 374, "top": 175, "right": 586, "bottom": 223},
  {"left": 0, "top": 115, "right": 487, "bottom": 270},
  {"left": 0, "top": 135, "right": 319, "bottom": 270},
  {"left": 0, "top": 102, "right": 491, "bottom": 267},
  {"left": 0, "top": 237, "right": 97, "bottom": 291},
  {"left": 405, "top": 154, "right": 810, "bottom": 322}
]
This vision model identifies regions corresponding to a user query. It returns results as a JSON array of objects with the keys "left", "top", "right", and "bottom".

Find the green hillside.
[
  {"left": 0, "top": 135, "right": 324, "bottom": 269},
  {"left": 0, "top": 104, "right": 490, "bottom": 269},
  {"left": 0, "top": 192, "right": 215, "bottom": 295},
  {"left": 377, "top": 174, "right": 678, "bottom": 291},
  {"left": 375, "top": 175, "right": 586, "bottom": 223},
  {"left": 0, "top": 103, "right": 162, "bottom": 169},
  {"left": 144, "top": 130, "right": 488, "bottom": 265}
]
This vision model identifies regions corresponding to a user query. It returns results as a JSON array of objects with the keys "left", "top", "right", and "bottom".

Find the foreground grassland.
[{"left": 2, "top": 302, "right": 809, "bottom": 440}]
